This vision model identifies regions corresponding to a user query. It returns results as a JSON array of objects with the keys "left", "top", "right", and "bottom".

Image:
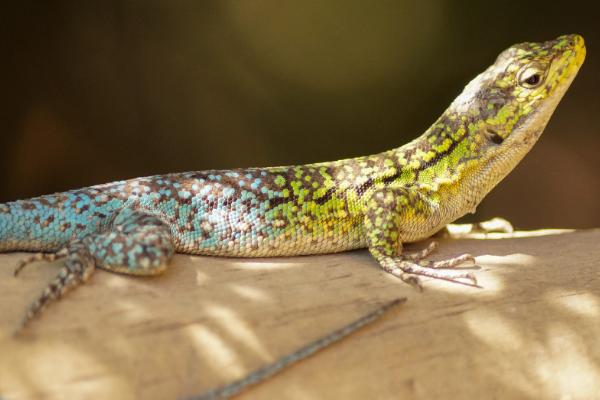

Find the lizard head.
[
  {"left": 481, "top": 34, "right": 585, "bottom": 146},
  {"left": 421, "top": 34, "right": 585, "bottom": 217},
  {"left": 468, "top": 35, "right": 585, "bottom": 197},
  {"left": 449, "top": 34, "right": 586, "bottom": 149}
]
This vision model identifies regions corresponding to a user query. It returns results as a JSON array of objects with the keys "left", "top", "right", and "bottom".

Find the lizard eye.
[{"left": 518, "top": 65, "right": 544, "bottom": 88}]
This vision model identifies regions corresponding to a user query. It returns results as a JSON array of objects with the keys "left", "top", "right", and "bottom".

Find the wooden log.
[{"left": 1, "top": 229, "right": 599, "bottom": 399}]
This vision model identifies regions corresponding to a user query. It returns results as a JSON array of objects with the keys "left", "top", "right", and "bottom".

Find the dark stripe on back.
[
  {"left": 415, "top": 134, "right": 464, "bottom": 172},
  {"left": 314, "top": 187, "right": 336, "bottom": 205}
]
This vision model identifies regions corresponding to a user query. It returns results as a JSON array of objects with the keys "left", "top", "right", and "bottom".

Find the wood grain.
[{"left": 1, "top": 229, "right": 600, "bottom": 399}]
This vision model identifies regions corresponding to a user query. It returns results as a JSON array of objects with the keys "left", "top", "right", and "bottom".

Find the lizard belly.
[{"left": 173, "top": 214, "right": 366, "bottom": 257}]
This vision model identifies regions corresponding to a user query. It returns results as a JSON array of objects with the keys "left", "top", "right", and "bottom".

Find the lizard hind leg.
[
  {"left": 18, "top": 241, "right": 96, "bottom": 332},
  {"left": 89, "top": 208, "right": 175, "bottom": 276},
  {"left": 14, "top": 247, "right": 69, "bottom": 277},
  {"left": 16, "top": 208, "right": 175, "bottom": 333}
]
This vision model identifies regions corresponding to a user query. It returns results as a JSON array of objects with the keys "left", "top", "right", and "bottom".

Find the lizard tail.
[{"left": 188, "top": 298, "right": 406, "bottom": 400}]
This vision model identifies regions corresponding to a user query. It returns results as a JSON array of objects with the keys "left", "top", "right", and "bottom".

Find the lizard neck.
[
  {"left": 385, "top": 108, "right": 533, "bottom": 221},
  {"left": 387, "top": 112, "right": 476, "bottom": 192}
]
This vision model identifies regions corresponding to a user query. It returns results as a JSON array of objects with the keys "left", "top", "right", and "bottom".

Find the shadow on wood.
[{"left": 1, "top": 229, "right": 600, "bottom": 399}]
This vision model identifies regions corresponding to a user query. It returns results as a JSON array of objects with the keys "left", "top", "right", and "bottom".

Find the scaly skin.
[{"left": 0, "top": 34, "right": 585, "bottom": 331}]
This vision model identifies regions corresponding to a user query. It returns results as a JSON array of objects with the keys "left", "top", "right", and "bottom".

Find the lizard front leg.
[
  {"left": 364, "top": 189, "right": 478, "bottom": 289},
  {"left": 14, "top": 208, "right": 174, "bottom": 332}
]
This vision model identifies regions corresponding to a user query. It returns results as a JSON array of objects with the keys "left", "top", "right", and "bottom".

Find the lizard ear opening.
[{"left": 485, "top": 127, "right": 504, "bottom": 145}]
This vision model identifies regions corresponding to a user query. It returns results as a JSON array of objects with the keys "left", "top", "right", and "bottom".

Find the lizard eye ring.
[{"left": 518, "top": 64, "right": 545, "bottom": 88}]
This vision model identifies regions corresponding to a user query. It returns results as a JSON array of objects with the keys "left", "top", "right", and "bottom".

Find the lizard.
[{"left": 0, "top": 34, "right": 585, "bottom": 340}]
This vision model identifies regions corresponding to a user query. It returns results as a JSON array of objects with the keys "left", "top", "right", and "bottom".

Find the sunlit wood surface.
[{"left": 1, "top": 229, "right": 599, "bottom": 399}]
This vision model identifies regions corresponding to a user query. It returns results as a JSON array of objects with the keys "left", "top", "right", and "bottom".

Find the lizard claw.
[
  {"left": 400, "top": 273, "right": 424, "bottom": 292},
  {"left": 465, "top": 272, "right": 478, "bottom": 286}
]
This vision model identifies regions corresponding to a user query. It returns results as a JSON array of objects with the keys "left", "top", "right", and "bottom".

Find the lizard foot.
[
  {"left": 17, "top": 241, "right": 96, "bottom": 333},
  {"left": 404, "top": 242, "right": 475, "bottom": 269},
  {"left": 402, "top": 242, "right": 478, "bottom": 286},
  {"left": 427, "top": 253, "right": 476, "bottom": 269},
  {"left": 403, "top": 241, "right": 438, "bottom": 261},
  {"left": 389, "top": 261, "right": 478, "bottom": 288},
  {"left": 14, "top": 208, "right": 175, "bottom": 334},
  {"left": 14, "top": 248, "right": 69, "bottom": 277},
  {"left": 371, "top": 241, "right": 479, "bottom": 289}
]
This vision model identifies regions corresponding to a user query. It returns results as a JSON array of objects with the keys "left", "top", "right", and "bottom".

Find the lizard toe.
[
  {"left": 428, "top": 253, "right": 476, "bottom": 269},
  {"left": 14, "top": 248, "right": 69, "bottom": 277}
]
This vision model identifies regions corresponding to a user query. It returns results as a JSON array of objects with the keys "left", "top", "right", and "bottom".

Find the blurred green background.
[{"left": 1, "top": 1, "right": 598, "bottom": 228}]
